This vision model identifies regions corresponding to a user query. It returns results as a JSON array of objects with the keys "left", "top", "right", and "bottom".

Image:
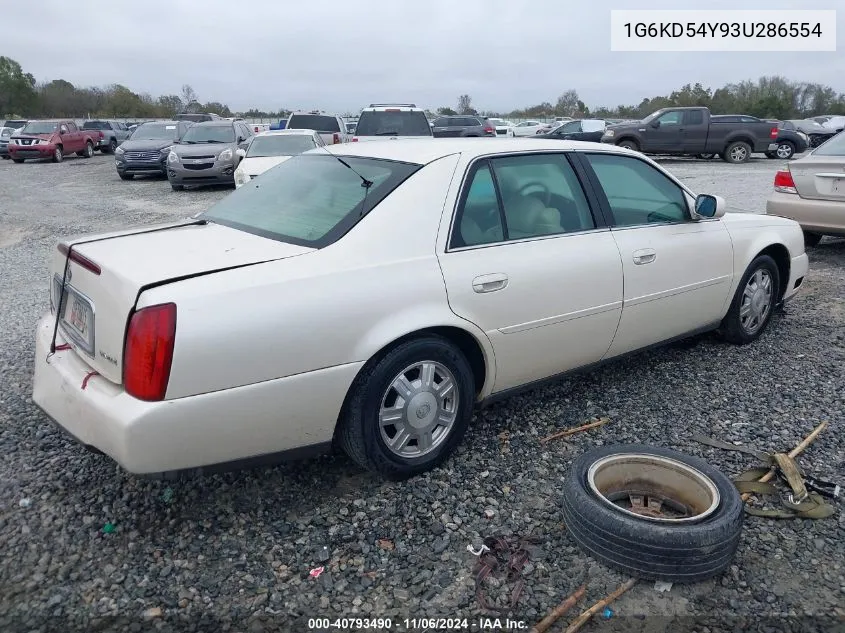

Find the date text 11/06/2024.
[{"left": 307, "top": 617, "right": 528, "bottom": 630}]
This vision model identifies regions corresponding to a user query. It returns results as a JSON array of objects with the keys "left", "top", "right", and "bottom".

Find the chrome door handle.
[
  {"left": 632, "top": 249, "right": 656, "bottom": 265},
  {"left": 472, "top": 273, "right": 509, "bottom": 293}
]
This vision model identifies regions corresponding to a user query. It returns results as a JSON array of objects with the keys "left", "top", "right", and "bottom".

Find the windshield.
[
  {"left": 82, "top": 121, "right": 111, "bottom": 130},
  {"left": 131, "top": 123, "right": 181, "bottom": 140},
  {"left": 202, "top": 155, "right": 419, "bottom": 247},
  {"left": 488, "top": 119, "right": 506, "bottom": 126},
  {"left": 355, "top": 111, "right": 432, "bottom": 136},
  {"left": 180, "top": 125, "right": 235, "bottom": 144},
  {"left": 22, "top": 121, "right": 59, "bottom": 135},
  {"left": 287, "top": 115, "right": 340, "bottom": 133},
  {"left": 812, "top": 131, "right": 845, "bottom": 156},
  {"left": 640, "top": 110, "right": 664, "bottom": 124},
  {"left": 246, "top": 135, "right": 317, "bottom": 157}
]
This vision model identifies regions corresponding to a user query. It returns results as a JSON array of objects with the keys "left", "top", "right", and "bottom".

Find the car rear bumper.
[
  {"left": 766, "top": 191, "right": 845, "bottom": 235},
  {"left": 32, "top": 314, "right": 363, "bottom": 475}
]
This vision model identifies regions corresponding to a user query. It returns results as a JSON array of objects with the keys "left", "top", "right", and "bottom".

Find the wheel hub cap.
[
  {"left": 739, "top": 269, "right": 772, "bottom": 334},
  {"left": 379, "top": 361, "right": 459, "bottom": 458}
]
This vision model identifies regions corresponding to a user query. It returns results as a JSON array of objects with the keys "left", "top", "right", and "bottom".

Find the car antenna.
[{"left": 317, "top": 143, "right": 373, "bottom": 189}]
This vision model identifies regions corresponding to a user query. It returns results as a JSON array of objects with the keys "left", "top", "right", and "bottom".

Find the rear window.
[
  {"left": 246, "top": 134, "right": 317, "bottom": 157},
  {"left": 287, "top": 115, "right": 340, "bottom": 133},
  {"left": 82, "top": 121, "right": 111, "bottom": 130},
  {"left": 4, "top": 120, "right": 27, "bottom": 128},
  {"left": 201, "top": 155, "right": 420, "bottom": 247},
  {"left": 355, "top": 110, "right": 433, "bottom": 137},
  {"left": 812, "top": 132, "right": 845, "bottom": 156}
]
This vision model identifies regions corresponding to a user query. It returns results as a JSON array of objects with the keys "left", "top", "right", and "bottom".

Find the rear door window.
[
  {"left": 355, "top": 111, "right": 433, "bottom": 136},
  {"left": 684, "top": 110, "right": 704, "bottom": 125}
]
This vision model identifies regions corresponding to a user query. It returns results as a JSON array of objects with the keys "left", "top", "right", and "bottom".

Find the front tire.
[
  {"left": 617, "top": 139, "right": 640, "bottom": 151},
  {"left": 52, "top": 146, "right": 63, "bottom": 163},
  {"left": 719, "top": 255, "right": 780, "bottom": 344},
  {"left": 103, "top": 139, "right": 117, "bottom": 154},
  {"left": 170, "top": 183, "right": 184, "bottom": 191},
  {"left": 338, "top": 336, "right": 475, "bottom": 479},
  {"left": 723, "top": 141, "right": 751, "bottom": 164},
  {"left": 12, "top": 158, "right": 24, "bottom": 163},
  {"left": 119, "top": 173, "right": 134, "bottom": 181}
]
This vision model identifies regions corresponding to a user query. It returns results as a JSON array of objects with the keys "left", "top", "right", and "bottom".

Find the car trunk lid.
[
  {"left": 788, "top": 156, "right": 845, "bottom": 201},
  {"left": 50, "top": 220, "right": 314, "bottom": 383}
]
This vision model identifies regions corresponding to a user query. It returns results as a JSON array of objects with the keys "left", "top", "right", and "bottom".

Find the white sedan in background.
[
  {"left": 511, "top": 120, "right": 548, "bottom": 136},
  {"left": 33, "top": 139, "right": 807, "bottom": 480},
  {"left": 487, "top": 118, "right": 515, "bottom": 137},
  {"left": 234, "top": 129, "right": 325, "bottom": 188}
]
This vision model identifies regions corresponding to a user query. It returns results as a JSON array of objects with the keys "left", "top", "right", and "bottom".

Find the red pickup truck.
[{"left": 8, "top": 120, "right": 101, "bottom": 163}]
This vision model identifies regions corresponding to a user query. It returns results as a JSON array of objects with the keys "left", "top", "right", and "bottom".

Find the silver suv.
[
  {"left": 285, "top": 111, "right": 349, "bottom": 145},
  {"left": 166, "top": 120, "right": 254, "bottom": 191},
  {"left": 352, "top": 104, "right": 433, "bottom": 142}
]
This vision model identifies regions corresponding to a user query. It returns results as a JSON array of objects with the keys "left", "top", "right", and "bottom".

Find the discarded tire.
[{"left": 561, "top": 444, "right": 743, "bottom": 583}]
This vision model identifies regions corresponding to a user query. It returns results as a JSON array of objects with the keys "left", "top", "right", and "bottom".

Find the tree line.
[
  {"left": 3, "top": 55, "right": 845, "bottom": 122},
  {"left": 443, "top": 77, "right": 845, "bottom": 121}
]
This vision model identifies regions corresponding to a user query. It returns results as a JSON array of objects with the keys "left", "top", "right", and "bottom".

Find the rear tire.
[
  {"left": 775, "top": 141, "right": 795, "bottom": 160},
  {"left": 803, "top": 231, "right": 823, "bottom": 248},
  {"left": 764, "top": 151, "right": 777, "bottom": 159},
  {"left": 102, "top": 139, "right": 117, "bottom": 154},
  {"left": 617, "top": 139, "right": 640, "bottom": 151},
  {"left": 52, "top": 146, "right": 63, "bottom": 163},
  {"left": 719, "top": 255, "right": 780, "bottom": 344},
  {"left": 723, "top": 141, "right": 751, "bottom": 164},
  {"left": 337, "top": 336, "right": 475, "bottom": 479},
  {"left": 81, "top": 141, "right": 94, "bottom": 158}
]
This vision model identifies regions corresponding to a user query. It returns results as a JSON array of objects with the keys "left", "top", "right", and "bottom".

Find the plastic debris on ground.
[
  {"left": 654, "top": 580, "right": 673, "bottom": 593},
  {"left": 161, "top": 487, "right": 174, "bottom": 503},
  {"left": 102, "top": 522, "right": 116, "bottom": 534},
  {"left": 601, "top": 607, "right": 614, "bottom": 619},
  {"left": 309, "top": 566, "right": 324, "bottom": 579},
  {"left": 18, "top": 498, "right": 32, "bottom": 508}
]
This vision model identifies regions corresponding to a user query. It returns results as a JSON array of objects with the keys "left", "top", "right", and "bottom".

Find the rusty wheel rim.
[{"left": 587, "top": 453, "right": 720, "bottom": 524}]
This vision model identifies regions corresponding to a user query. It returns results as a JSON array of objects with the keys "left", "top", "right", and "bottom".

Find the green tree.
[
  {"left": 0, "top": 56, "right": 36, "bottom": 116},
  {"left": 437, "top": 106, "right": 457, "bottom": 115}
]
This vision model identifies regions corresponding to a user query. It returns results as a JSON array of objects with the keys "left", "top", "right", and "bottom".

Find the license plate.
[
  {"left": 68, "top": 296, "right": 89, "bottom": 335},
  {"left": 833, "top": 178, "right": 844, "bottom": 193}
]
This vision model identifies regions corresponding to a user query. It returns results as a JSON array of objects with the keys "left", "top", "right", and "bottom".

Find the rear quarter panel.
[{"left": 138, "top": 153, "right": 497, "bottom": 400}]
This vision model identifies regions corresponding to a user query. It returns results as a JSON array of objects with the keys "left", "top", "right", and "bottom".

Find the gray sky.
[{"left": 4, "top": 0, "right": 843, "bottom": 113}]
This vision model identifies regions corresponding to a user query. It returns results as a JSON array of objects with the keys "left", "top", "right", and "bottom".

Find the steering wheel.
[{"left": 518, "top": 181, "right": 551, "bottom": 207}]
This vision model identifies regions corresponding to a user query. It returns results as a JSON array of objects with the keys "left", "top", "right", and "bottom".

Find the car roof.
[
  {"left": 313, "top": 138, "right": 630, "bottom": 165},
  {"left": 193, "top": 121, "right": 234, "bottom": 127},
  {"left": 361, "top": 104, "right": 425, "bottom": 112},
  {"left": 256, "top": 129, "right": 318, "bottom": 137}
]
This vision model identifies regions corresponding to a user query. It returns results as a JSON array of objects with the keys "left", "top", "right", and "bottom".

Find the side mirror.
[
  {"left": 650, "top": 120, "right": 661, "bottom": 129},
  {"left": 694, "top": 194, "right": 726, "bottom": 219},
  {"left": 236, "top": 148, "right": 246, "bottom": 158}
]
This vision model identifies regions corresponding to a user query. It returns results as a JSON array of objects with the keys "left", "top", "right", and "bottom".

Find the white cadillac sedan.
[{"left": 33, "top": 139, "right": 809, "bottom": 479}]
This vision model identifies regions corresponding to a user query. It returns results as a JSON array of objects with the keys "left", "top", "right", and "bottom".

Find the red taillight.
[
  {"left": 770, "top": 127, "right": 779, "bottom": 139},
  {"left": 484, "top": 126, "right": 495, "bottom": 135},
  {"left": 124, "top": 303, "right": 177, "bottom": 401},
  {"left": 58, "top": 243, "right": 101, "bottom": 275},
  {"left": 773, "top": 168, "right": 797, "bottom": 194},
  {"left": 333, "top": 132, "right": 340, "bottom": 144},
  {"left": 254, "top": 126, "right": 259, "bottom": 132},
  {"left": 352, "top": 137, "right": 358, "bottom": 142}
]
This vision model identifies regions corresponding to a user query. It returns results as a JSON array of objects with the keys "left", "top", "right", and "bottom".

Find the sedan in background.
[
  {"left": 780, "top": 119, "right": 838, "bottom": 149},
  {"left": 431, "top": 116, "right": 496, "bottom": 138},
  {"left": 0, "top": 126, "right": 15, "bottom": 159},
  {"left": 115, "top": 120, "right": 193, "bottom": 180},
  {"left": 487, "top": 118, "right": 515, "bottom": 137},
  {"left": 166, "top": 120, "right": 254, "bottom": 190},
  {"left": 536, "top": 119, "right": 608, "bottom": 142},
  {"left": 511, "top": 120, "right": 546, "bottom": 136},
  {"left": 234, "top": 129, "right": 325, "bottom": 188},
  {"left": 822, "top": 116, "right": 845, "bottom": 133},
  {"left": 766, "top": 131, "right": 845, "bottom": 246},
  {"left": 32, "top": 139, "right": 806, "bottom": 480}
]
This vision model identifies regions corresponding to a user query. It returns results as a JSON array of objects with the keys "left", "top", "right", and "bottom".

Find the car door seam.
[{"left": 498, "top": 300, "right": 624, "bottom": 334}]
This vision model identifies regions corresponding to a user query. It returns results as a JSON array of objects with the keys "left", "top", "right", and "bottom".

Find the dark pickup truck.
[{"left": 601, "top": 106, "right": 781, "bottom": 163}]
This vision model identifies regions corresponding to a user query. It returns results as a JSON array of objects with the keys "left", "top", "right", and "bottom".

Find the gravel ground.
[{"left": 0, "top": 152, "right": 843, "bottom": 633}]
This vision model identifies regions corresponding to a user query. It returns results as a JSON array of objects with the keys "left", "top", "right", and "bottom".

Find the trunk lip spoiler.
[{"left": 47, "top": 218, "right": 209, "bottom": 359}]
